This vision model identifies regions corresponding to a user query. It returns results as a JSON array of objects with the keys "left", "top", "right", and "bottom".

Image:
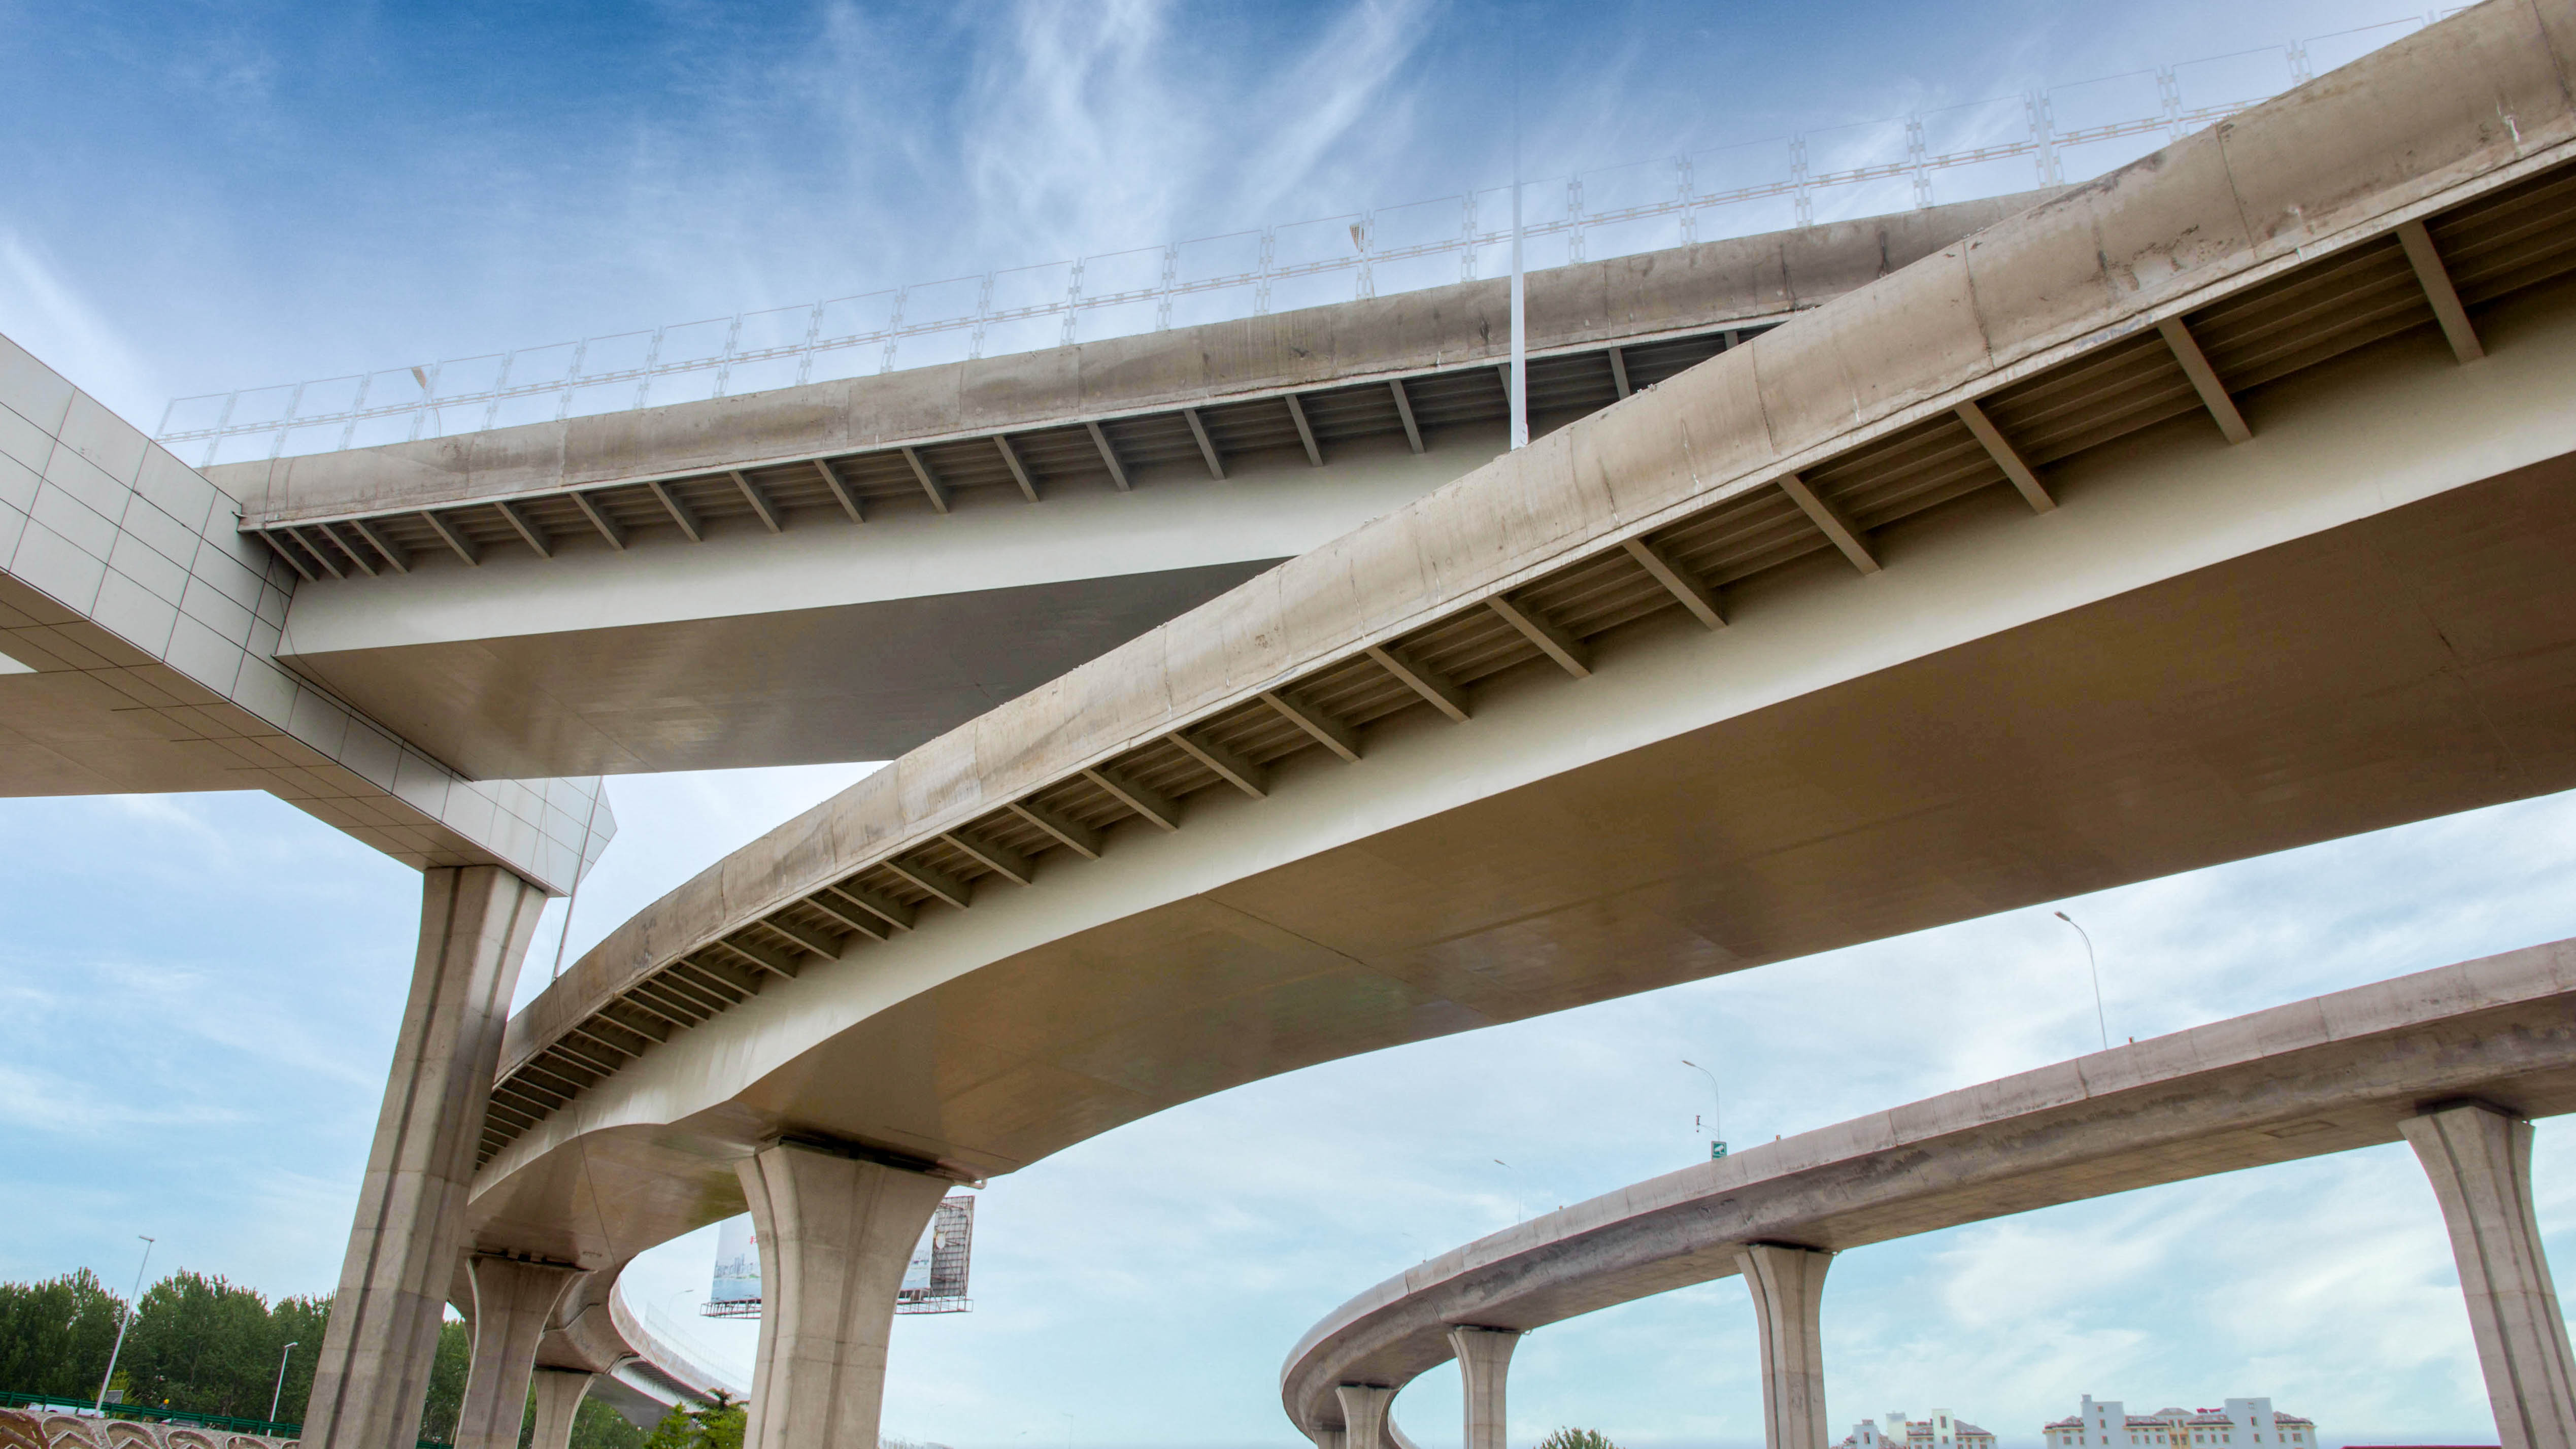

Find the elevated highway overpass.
[
  {"left": 1278, "top": 938, "right": 2576, "bottom": 1449},
  {"left": 0, "top": 336, "right": 612, "bottom": 890},
  {"left": 202, "top": 196, "right": 2040, "bottom": 779},
  {"left": 269, "top": 7, "right": 2576, "bottom": 1449}
]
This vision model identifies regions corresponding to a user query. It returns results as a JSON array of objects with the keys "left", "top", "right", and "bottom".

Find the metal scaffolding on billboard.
[
  {"left": 699, "top": 1195, "right": 975, "bottom": 1321},
  {"left": 154, "top": 14, "right": 2452, "bottom": 468}
]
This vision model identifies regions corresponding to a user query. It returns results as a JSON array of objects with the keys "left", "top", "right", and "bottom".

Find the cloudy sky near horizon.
[{"left": 2, "top": 3, "right": 2562, "bottom": 1449}]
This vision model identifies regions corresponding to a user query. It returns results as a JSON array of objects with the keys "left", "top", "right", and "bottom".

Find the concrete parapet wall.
[{"left": 212, "top": 194, "right": 2046, "bottom": 524}]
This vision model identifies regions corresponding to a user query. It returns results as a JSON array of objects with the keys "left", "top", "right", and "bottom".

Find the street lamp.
[
  {"left": 268, "top": 1342, "right": 299, "bottom": 1424},
  {"left": 1682, "top": 1059, "right": 1727, "bottom": 1159},
  {"left": 94, "top": 1235, "right": 154, "bottom": 1414},
  {"left": 2054, "top": 911, "right": 2111, "bottom": 1051}
]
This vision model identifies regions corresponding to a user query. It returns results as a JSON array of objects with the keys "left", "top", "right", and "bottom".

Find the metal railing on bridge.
[{"left": 155, "top": 12, "right": 2459, "bottom": 468}]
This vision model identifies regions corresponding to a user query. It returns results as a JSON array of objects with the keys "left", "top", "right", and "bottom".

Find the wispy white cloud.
[{"left": 0, "top": 229, "right": 160, "bottom": 419}]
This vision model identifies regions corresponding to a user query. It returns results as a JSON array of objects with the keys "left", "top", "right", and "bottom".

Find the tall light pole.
[
  {"left": 95, "top": 1235, "right": 154, "bottom": 1414},
  {"left": 1507, "top": 8, "right": 1527, "bottom": 452},
  {"left": 2055, "top": 911, "right": 2111, "bottom": 1051},
  {"left": 267, "top": 1341, "right": 298, "bottom": 1423},
  {"left": 1682, "top": 1059, "right": 1726, "bottom": 1159}
]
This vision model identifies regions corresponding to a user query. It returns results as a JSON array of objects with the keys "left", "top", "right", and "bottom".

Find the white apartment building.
[
  {"left": 2043, "top": 1397, "right": 2319, "bottom": 1449},
  {"left": 1838, "top": 1408, "right": 1998, "bottom": 1449}
]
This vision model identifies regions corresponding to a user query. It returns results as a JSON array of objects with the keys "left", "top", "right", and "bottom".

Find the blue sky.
[{"left": 1, "top": 3, "right": 2561, "bottom": 1448}]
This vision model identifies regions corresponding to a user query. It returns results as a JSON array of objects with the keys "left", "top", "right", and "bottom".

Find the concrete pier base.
[
  {"left": 1737, "top": 1244, "right": 1833, "bottom": 1449},
  {"left": 2403, "top": 1103, "right": 2576, "bottom": 1449},
  {"left": 455, "top": 1257, "right": 585, "bottom": 1449},
  {"left": 302, "top": 866, "right": 549, "bottom": 1449},
  {"left": 738, "top": 1141, "right": 950, "bottom": 1449},
  {"left": 1447, "top": 1327, "right": 1519, "bottom": 1449},
  {"left": 526, "top": 1369, "right": 595, "bottom": 1449},
  {"left": 1338, "top": 1384, "right": 1396, "bottom": 1449}
]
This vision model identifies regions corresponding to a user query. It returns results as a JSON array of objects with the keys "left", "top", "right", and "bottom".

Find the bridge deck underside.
[
  {"left": 255, "top": 332, "right": 1741, "bottom": 576},
  {"left": 468, "top": 156, "right": 2576, "bottom": 1185}
]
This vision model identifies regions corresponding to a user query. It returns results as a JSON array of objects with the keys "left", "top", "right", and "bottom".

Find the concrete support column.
[
  {"left": 304, "top": 866, "right": 551, "bottom": 1449},
  {"left": 1339, "top": 1384, "right": 1397, "bottom": 1449},
  {"left": 2403, "top": 1103, "right": 2576, "bottom": 1449},
  {"left": 1737, "top": 1243, "right": 1833, "bottom": 1449},
  {"left": 1447, "top": 1326, "right": 1520, "bottom": 1449},
  {"left": 455, "top": 1258, "right": 586, "bottom": 1449},
  {"left": 526, "top": 1369, "right": 596, "bottom": 1449},
  {"left": 738, "top": 1141, "right": 951, "bottom": 1449}
]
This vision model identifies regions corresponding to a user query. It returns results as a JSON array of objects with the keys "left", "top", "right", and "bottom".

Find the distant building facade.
[
  {"left": 2044, "top": 1397, "right": 2318, "bottom": 1449},
  {"left": 1839, "top": 1409, "right": 1997, "bottom": 1449}
]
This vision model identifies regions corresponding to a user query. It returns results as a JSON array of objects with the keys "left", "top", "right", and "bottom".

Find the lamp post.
[
  {"left": 2054, "top": 911, "right": 2111, "bottom": 1051},
  {"left": 1682, "top": 1059, "right": 1726, "bottom": 1159},
  {"left": 94, "top": 1235, "right": 154, "bottom": 1414},
  {"left": 268, "top": 1341, "right": 298, "bottom": 1424}
]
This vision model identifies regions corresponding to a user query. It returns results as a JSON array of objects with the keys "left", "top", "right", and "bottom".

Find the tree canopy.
[{"left": 0, "top": 1271, "right": 639, "bottom": 1449}]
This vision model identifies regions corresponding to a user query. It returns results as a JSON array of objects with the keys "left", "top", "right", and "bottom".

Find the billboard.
[
  {"left": 705, "top": 1216, "right": 761, "bottom": 1318},
  {"left": 896, "top": 1195, "right": 974, "bottom": 1314},
  {"left": 703, "top": 1194, "right": 973, "bottom": 1319}
]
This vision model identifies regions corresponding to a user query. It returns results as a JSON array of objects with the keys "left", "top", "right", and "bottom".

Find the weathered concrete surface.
[
  {"left": 2405, "top": 1103, "right": 2576, "bottom": 1449},
  {"left": 1739, "top": 1245, "right": 1832, "bottom": 1449},
  {"left": 459, "top": 0, "right": 2576, "bottom": 1335},
  {"left": 213, "top": 195, "right": 2042, "bottom": 523},
  {"left": 526, "top": 1370, "right": 594, "bottom": 1449},
  {"left": 1447, "top": 1328, "right": 1515, "bottom": 1449},
  {"left": 231, "top": 198, "right": 2043, "bottom": 780},
  {"left": 1280, "top": 937, "right": 2576, "bottom": 1439},
  {"left": 0, "top": 333, "right": 612, "bottom": 887},
  {"left": 736, "top": 1145, "right": 949, "bottom": 1449},
  {"left": 455, "top": 1257, "right": 583, "bottom": 1449},
  {"left": 304, "top": 867, "right": 547, "bottom": 1449}
]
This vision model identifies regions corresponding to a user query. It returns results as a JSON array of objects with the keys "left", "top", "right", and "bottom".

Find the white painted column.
[
  {"left": 1339, "top": 1384, "right": 1397, "bottom": 1449},
  {"left": 1448, "top": 1327, "right": 1520, "bottom": 1449},
  {"left": 525, "top": 1368, "right": 595, "bottom": 1449},
  {"left": 2403, "top": 1103, "right": 2576, "bottom": 1449},
  {"left": 738, "top": 1141, "right": 951, "bottom": 1449},
  {"left": 1737, "top": 1244, "right": 1833, "bottom": 1449},
  {"left": 454, "top": 1257, "right": 586, "bottom": 1449},
  {"left": 304, "top": 866, "right": 550, "bottom": 1449}
]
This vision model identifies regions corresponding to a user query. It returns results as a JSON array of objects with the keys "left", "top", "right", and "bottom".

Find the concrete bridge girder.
[
  {"left": 210, "top": 197, "right": 2049, "bottom": 780},
  {"left": 1277, "top": 941, "right": 2576, "bottom": 1449}
]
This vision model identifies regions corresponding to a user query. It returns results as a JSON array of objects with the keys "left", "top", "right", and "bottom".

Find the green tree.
[
  {"left": 640, "top": 1394, "right": 743, "bottom": 1449},
  {"left": 0, "top": 1269, "right": 124, "bottom": 1401},
  {"left": 417, "top": 1318, "right": 472, "bottom": 1444},
  {"left": 266, "top": 1293, "right": 330, "bottom": 1425},
  {"left": 119, "top": 1271, "right": 279, "bottom": 1417},
  {"left": 1536, "top": 1430, "right": 1620, "bottom": 1449}
]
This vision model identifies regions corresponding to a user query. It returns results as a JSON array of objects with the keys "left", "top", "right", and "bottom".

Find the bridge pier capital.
[
  {"left": 1737, "top": 1243, "right": 1833, "bottom": 1449},
  {"left": 525, "top": 1368, "right": 596, "bottom": 1449},
  {"left": 2403, "top": 1102, "right": 2576, "bottom": 1449},
  {"left": 1337, "top": 1384, "right": 1398, "bottom": 1449},
  {"left": 738, "top": 1140, "right": 951, "bottom": 1449},
  {"left": 455, "top": 1256, "right": 587, "bottom": 1449},
  {"left": 1446, "top": 1327, "right": 1519, "bottom": 1449}
]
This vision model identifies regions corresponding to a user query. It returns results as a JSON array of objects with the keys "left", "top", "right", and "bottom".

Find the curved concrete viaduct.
[
  {"left": 318, "top": 7, "right": 2576, "bottom": 1449},
  {"left": 482, "top": 0, "right": 2576, "bottom": 1232},
  {"left": 1279, "top": 937, "right": 2576, "bottom": 1449},
  {"left": 202, "top": 198, "right": 2038, "bottom": 780}
]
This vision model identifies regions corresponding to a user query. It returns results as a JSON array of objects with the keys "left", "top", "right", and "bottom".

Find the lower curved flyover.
[{"left": 1279, "top": 936, "right": 2576, "bottom": 1442}]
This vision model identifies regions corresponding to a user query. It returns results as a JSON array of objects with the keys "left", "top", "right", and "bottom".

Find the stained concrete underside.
[
  {"left": 461, "top": 436, "right": 2576, "bottom": 1272},
  {"left": 282, "top": 557, "right": 1279, "bottom": 777},
  {"left": 230, "top": 199, "right": 2042, "bottom": 779},
  {"left": 1279, "top": 938, "right": 2576, "bottom": 1438},
  {"left": 459, "top": 1, "right": 2576, "bottom": 1285}
]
